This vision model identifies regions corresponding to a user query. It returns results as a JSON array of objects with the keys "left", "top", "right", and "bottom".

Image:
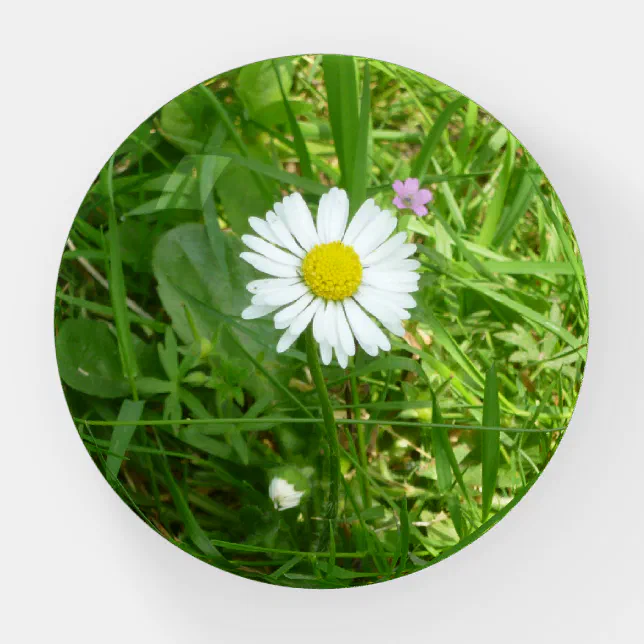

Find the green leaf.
[
  {"left": 253, "top": 100, "right": 313, "bottom": 129},
  {"left": 213, "top": 150, "right": 327, "bottom": 197},
  {"left": 56, "top": 318, "right": 130, "bottom": 398},
  {"left": 481, "top": 364, "right": 501, "bottom": 521},
  {"left": 158, "top": 327, "right": 179, "bottom": 381},
  {"left": 237, "top": 58, "right": 294, "bottom": 126},
  {"left": 159, "top": 87, "right": 217, "bottom": 153},
  {"left": 106, "top": 399, "right": 146, "bottom": 481},
  {"left": 152, "top": 223, "right": 280, "bottom": 397},
  {"left": 153, "top": 223, "right": 253, "bottom": 341},
  {"left": 215, "top": 160, "right": 270, "bottom": 235}
]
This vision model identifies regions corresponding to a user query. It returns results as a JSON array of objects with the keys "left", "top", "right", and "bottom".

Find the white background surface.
[{"left": 2, "top": 1, "right": 643, "bottom": 642}]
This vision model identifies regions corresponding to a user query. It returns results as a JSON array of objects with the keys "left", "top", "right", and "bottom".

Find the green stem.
[
  {"left": 305, "top": 326, "right": 340, "bottom": 523},
  {"left": 349, "top": 370, "right": 371, "bottom": 509}
]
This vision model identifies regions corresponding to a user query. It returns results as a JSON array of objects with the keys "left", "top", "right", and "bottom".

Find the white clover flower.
[
  {"left": 240, "top": 188, "right": 420, "bottom": 367},
  {"left": 269, "top": 477, "right": 305, "bottom": 511}
]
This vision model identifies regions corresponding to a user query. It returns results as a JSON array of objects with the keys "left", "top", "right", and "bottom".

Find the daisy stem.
[{"left": 305, "top": 326, "right": 340, "bottom": 523}]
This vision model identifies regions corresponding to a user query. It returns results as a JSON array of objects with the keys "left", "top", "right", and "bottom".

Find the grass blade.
[
  {"left": 154, "top": 430, "right": 228, "bottom": 563},
  {"left": 410, "top": 96, "right": 468, "bottom": 180},
  {"left": 105, "top": 399, "right": 145, "bottom": 481},
  {"left": 323, "top": 55, "right": 359, "bottom": 189},
  {"left": 273, "top": 60, "right": 313, "bottom": 180},
  {"left": 481, "top": 364, "right": 501, "bottom": 521},
  {"left": 396, "top": 495, "right": 410, "bottom": 575},
  {"left": 208, "top": 150, "right": 327, "bottom": 195},
  {"left": 350, "top": 61, "right": 371, "bottom": 214},
  {"left": 104, "top": 155, "right": 139, "bottom": 399},
  {"left": 478, "top": 133, "right": 516, "bottom": 246},
  {"left": 430, "top": 392, "right": 452, "bottom": 492}
]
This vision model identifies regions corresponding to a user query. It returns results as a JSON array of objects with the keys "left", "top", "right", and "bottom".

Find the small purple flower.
[{"left": 392, "top": 178, "right": 433, "bottom": 216}]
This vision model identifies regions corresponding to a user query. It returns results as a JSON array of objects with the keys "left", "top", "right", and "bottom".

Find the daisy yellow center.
[{"left": 301, "top": 241, "right": 362, "bottom": 301}]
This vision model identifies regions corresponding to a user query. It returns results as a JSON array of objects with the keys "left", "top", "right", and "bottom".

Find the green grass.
[{"left": 54, "top": 54, "right": 588, "bottom": 589}]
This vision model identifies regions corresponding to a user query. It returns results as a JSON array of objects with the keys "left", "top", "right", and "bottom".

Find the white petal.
[
  {"left": 353, "top": 291, "right": 406, "bottom": 337},
  {"left": 275, "top": 193, "right": 320, "bottom": 251},
  {"left": 253, "top": 282, "right": 309, "bottom": 307},
  {"left": 276, "top": 329, "right": 300, "bottom": 353},
  {"left": 324, "top": 300, "right": 339, "bottom": 349},
  {"left": 343, "top": 298, "right": 388, "bottom": 354},
  {"left": 248, "top": 216, "right": 281, "bottom": 247},
  {"left": 247, "top": 277, "right": 302, "bottom": 294},
  {"left": 289, "top": 297, "right": 323, "bottom": 337},
  {"left": 362, "top": 232, "right": 407, "bottom": 266},
  {"left": 374, "top": 259, "right": 421, "bottom": 272},
  {"left": 336, "top": 300, "right": 355, "bottom": 356},
  {"left": 353, "top": 212, "right": 397, "bottom": 259},
  {"left": 241, "top": 235, "right": 301, "bottom": 266},
  {"left": 266, "top": 211, "right": 306, "bottom": 258},
  {"left": 334, "top": 344, "right": 349, "bottom": 368},
  {"left": 318, "top": 187, "right": 349, "bottom": 243},
  {"left": 362, "top": 268, "right": 421, "bottom": 283},
  {"left": 273, "top": 293, "right": 315, "bottom": 329},
  {"left": 357, "top": 285, "right": 417, "bottom": 310},
  {"left": 362, "top": 271, "right": 419, "bottom": 293},
  {"left": 367, "top": 242, "right": 417, "bottom": 267},
  {"left": 343, "top": 199, "right": 380, "bottom": 246},
  {"left": 278, "top": 492, "right": 303, "bottom": 510},
  {"left": 319, "top": 340, "right": 333, "bottom": 365},
  {"left": 312, "top": 301, "right": 327, "bottom": 343},
  {"left": 240, "top": 252, "right": 299, "bottom": 278},
  {"left": 315, "top": 190, "right": 331, "bottom": 244},
  {"left": 241, "top": 304, "right": 280, "bottom": 320}
]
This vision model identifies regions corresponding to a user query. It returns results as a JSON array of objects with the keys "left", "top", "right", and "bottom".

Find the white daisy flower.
[
  {"left": 269, "top": 477, "right": 304, "bottom": 511},
  {"left": 240, "top": 188, "right": 420, "bottom": 368}
]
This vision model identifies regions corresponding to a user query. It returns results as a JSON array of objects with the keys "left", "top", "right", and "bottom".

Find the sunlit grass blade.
[
  {"left": 323, "top": 55, "right": 359, "bottom": 190},
  {"left": 430, "top": 391, "right": 452, "bottom": 492},
  {"left": 456, "top": 277, "right": 583, "bottom": 350},
  {"left": 478, "top": 133, "right": 516, "bottom": 246},
  {"left": 533, "top": 178, "right": 588, "bottom": 311},
  {"left": 493, "top": 166, "right": 536, "bottom": 246},
  {"left": 350, "top": 61, "right": 371, "bottom": 214},
  {"left": 410, "top": 96, "right": 468, "bottom": 181},
  {"left": 481, "top": 364, "right": 501, "bottom": 521}
]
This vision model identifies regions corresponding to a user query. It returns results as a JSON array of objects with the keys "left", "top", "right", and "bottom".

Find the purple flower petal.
[
  {"left": 392, "top": 180, "right": 405, "bottom": 196},
  {"left": 404, "top": 177, "right": 419, "bottom": 192},
  {"left": 413, "top": 204, "right": 428, "bottom": 216},
  {"left": 392, "top": 196, "right": 406, "bottom": 210},
  {"left": 417, "top": 188, "right": 433, "bottom": 204}
]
